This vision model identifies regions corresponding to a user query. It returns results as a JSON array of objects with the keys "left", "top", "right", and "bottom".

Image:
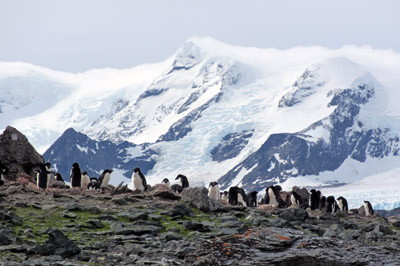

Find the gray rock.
[
  {"left": 145, "top": 184, "right": 181, "bottom": 200},
  {"left": 167, "top": 203, "right": 195, "bottom": 218},
  {"left": 0, "top": 228, "right": 16, "bottom": 245},
  {"left": 184, "top": 221, "right": 210, "bottom": 232},
  {"left": 63, "top": 202, "right": 80, "bottom": 211},
  {"left": 181, "top": 187, "right": 222, "bottom": 212},
  {"left": 33, "top": 229, "right": 80, "bottom": 258},
  {"left": 278, "top": 208, "right": 308, "bottom": 222}
]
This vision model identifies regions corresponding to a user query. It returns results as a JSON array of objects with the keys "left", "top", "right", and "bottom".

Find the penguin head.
[
  {"left": 82, "top": 171, "right": 88, "bottom": 176},
  {"left": 134, "top": 167, "right": 141, "bottom": 173},
  {"left": 209, "top": 181, "right": 218, "bottom": 187},
  {"left": 162, "top": 178, "right": 169, "bottom": 184},
  {"left": 72, "top": 162, "right": 80, "bottom": 169},
  {"left": 103, "top": 169, "right": 113, "bottom": 174},
  {"left": 45, "top": 162, "right": 51, "bottom": 169}
]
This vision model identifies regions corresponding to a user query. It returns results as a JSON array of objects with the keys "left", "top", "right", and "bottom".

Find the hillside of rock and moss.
[{"left": 1, "top": 182, "right": 400, "bottom": 266}]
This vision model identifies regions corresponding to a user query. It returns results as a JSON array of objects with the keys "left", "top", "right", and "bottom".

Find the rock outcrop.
[{"left": 0, "top": 126, "right": 45, "bottom": 180}]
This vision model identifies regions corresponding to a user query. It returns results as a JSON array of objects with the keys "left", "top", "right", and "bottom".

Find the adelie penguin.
[
  {"left": 364, "top": 201, "right": 374, "bottom": 216},
  {"left": 208, "top": 181, "right": 220, "bottom": 201},
  {"left": 221, "top": 191, "right": 229, "bottom": 203},
  {"left": 266, "top": 185, "right": 285, "bottom": 208},
  {"left": 87, "top": 178, "right": 101, "bottom": 191},
  {"left": 81, "top": 171, "right": 90, "bottom": 189},
  {"left": 98, "top": 169, "right": 113, "bottom": 187},
  {"left": 171, "top": 174, "right": 189, "bottom": 194},
  {"left": 337, "top": 196, "right": 349, "bottom": 212},
  {"left": 132, "top": 167, "right": 147, "bottom": 192},
  {"left": 290, "top": 191, "right": 303, "bottom": 208},
  {"left": 161, "top": 178, "right": 170, "bottom": 187},
  {"left": 36, "top": 163, "right": 48, "bottom": 190},
  {"left": 0, "top": 163, "right": 8, "bottom": 186},
  {"left": 228, "top": 186, "right": 247, "bottom": 207},
  {"left": 70, "top": 163, "right": 82, "bottom": 188},
  {"left": 247, "top": 191, "right": 258, "bottom": 207},
  {"left": 326, "top": 196, "right": 337, "bottom": 213},
  {"left": 309, "top": 189, "right": 321, "bottom": 210}
]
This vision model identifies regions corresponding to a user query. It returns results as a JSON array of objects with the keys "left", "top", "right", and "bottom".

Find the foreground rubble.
[{"left": 0, "top": 183, "right": 399, "bottom": 266}]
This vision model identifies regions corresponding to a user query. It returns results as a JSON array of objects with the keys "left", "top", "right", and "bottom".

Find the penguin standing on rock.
[
  {"left": 171, "top": 174, "right": 189, "bottom": 193},
  {"left": 326, "top": 196, "right": 336, "bottom": 213},
  {"left": 221, "top": 191, "right": 229, "bottom": 203},
  {"left": 81, "top": 171, "right": 90, "bottom": 189},
  {"left": 247, "top": 191, "right": 258, "bottom": 207},
  {"left": 87, "top": 178, "right": 101, "bottom": 191},
  {"left": 364, "top": 201, "right": 374, "bottom": 216},
  {"left": 0, "top": 163, "right": 8, "bottom": 186},
  {"left": 70, "top": 163, "right": 82, "bottom": 188},
  {"left": 290, "top": 191, "right": 303, "bottom": 208},
  {"left": 267, "top": 185, "right": 284, "bottom": 208},
  {"left": 98, "top": 169, "right": 113, "bottom": 187},
  {"left": 132, "top": 167, "right": 147, "bottom": 192},
  {"left": 228, "top": 186, "right": 248, "bottom": 207},
  {"left": 208, "top": 182, "right": 220, "bottom": 201},
  {"left": 309, "top": 189, "right": 321, "bottom": 210},
  {"left": 161, "top": 178, "right": 170, "bottom": 187},
  {"left": 36, "top": 163, "right": 48, "bottom": 190},
  {"left": 337, "top": 196, "right": 349, "bottom": 212}
]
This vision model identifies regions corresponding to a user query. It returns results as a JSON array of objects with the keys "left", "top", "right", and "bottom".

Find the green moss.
[
  {"left": 12, "top": 206, "right": 111, "bottom": 245},
  {"left": 0, "top": 252, "right": 24, "bottom": 263}
]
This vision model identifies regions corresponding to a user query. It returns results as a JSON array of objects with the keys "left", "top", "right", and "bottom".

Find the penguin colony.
[{"left": 0, "top": 161, "right": 375, "bottom": 216}]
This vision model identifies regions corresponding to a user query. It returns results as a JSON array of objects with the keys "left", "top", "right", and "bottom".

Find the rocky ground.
[{"left": 0, "top": 182, "right": 400, "bottom": 266}]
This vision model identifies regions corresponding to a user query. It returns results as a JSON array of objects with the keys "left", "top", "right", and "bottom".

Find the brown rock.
[
  {"left": 145, "top": 184, "right": 181, "bottom": 200},
  {"left": 0, "top": 126, "right": 45, "bottom": 180}
]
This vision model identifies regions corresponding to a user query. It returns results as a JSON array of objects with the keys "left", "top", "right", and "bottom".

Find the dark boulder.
[
  {"left": 0, "top": 126, "right": 45, "bottom": 180},
  {"left": 33, "top": 229, "right": 80, "bottom": 258}
]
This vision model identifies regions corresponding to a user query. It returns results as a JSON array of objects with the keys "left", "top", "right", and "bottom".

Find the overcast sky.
[{"left": 0, "top": 0, "right": 399, "bottom": 72}]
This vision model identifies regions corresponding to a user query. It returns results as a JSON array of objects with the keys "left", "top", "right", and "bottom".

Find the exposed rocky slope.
[{"left": 0, "top": 182, "right": 400, "bottom": 266}]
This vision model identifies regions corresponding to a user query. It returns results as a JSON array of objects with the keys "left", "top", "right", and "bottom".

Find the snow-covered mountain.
[{"left": 2, "top": 37, "right": 400, "bottom": 209}]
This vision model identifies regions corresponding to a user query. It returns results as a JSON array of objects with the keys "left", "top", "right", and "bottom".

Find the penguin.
[
  {"left": 247, "top": 191, "right": 258, "bottom": 207},
  {"left": 87, "top": 177, "right": 101, "bottom": 191},
  {"left": 132, "top": 167, "right": 147, "bottom": 192},
  {"left": 208, "top": 181, "right": 220, "bottom": 201},
  {"left": 98, "top": 169, "right": 113, "bottom": 187},
  {"left": 161, "top": 178, "right": 170, "bottom": 187},
  {"left": 263, "top": 187, "right": 270, "bottom": 204},
  {"left": 228, "top": 186, "right": 248, "bottom": 207},
  {"left": 50, "top": 173, "right": 69, "bottom": 189},
  {"left": 337, "top": 196, "right": 349, "bottom": 212},
  {"left": 364, "top": 201, "right": 374, "bottom": 216},
  {"left": 171, "top": 174, "right": 189, "bottom": 193},
  {"left": 70, "top": 163, "right": 82, "bottom": 188},
  {"left": 55, "top": 173, "right": 65, "bottom": 183},
  {"left": 80, "top": 171, "right": 90, "bottom": 189},
  {"left": 45, "top": 162, "right": 56, "bottom": 187},
  {"left": 36, "top": 163, "right": 48, "bottom": 190},
  {"left": 290, "top": 191, "right": 303, "bottom": 207},
  {"left": 326, "top": 196, "right": 336, "bottom": 213},
  {"left": 228, "top": 187, "right": 239, "bottom": 205},
  {"left": 267, "top": 185, "right": 284, "bottom": 208},
  {"left": 0, "top": 163, "right": 8, "bottom": 186},
  {"left": 176, "top": 174, "right": 189, "bottom": 188},
  {"left": 319, "top": 196, "right": 326, "bottom": 210},
  {"left": 221, "top": 191, "right": 229, "bottom": 203},
  {"left": 309, "top": 189, "right": 321, "bottom": 210}
]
